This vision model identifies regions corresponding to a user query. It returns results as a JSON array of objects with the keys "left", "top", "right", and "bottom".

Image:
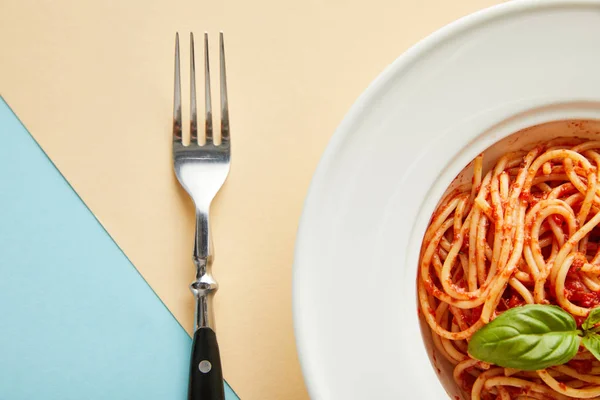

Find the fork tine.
[
  {"left": 190, "top": 33, "right": 198, "bottom": 144},
  {"left": 219, "top": 32, "right": 230, "bottom": 143},
  {"left": 173, "top": 33, "right": 183, "bottom": 143},
  {"left": 204, "top": 32, "right": 213, "bottom": 144}
]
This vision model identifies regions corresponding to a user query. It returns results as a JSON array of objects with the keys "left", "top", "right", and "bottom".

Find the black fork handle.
[{"left": 188, "top": 327, "right": 225, "bottom": 400}]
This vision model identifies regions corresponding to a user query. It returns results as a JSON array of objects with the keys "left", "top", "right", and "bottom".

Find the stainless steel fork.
[{"left": 172, "top": 31, "right": 231, "bottom": 400}]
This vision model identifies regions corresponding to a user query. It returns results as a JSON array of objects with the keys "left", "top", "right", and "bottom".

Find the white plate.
[{"left": 292, "top": 1, "right": 600, "bottom": 399}]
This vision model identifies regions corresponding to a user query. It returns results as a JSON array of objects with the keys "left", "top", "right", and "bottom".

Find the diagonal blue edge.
[{"left": 0, "top": 97, "right": 239, "bottom": 400}]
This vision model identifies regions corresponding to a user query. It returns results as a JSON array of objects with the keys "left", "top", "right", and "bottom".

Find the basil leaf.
[
  {"left": 583, "top": 308, "right": 600, "bottom": 331},
  {"left": 582, "top": 333, "right": 600, "bottom": 362},
  {"left": 468, "top": 304, "right": 580, "bottom": 370}
]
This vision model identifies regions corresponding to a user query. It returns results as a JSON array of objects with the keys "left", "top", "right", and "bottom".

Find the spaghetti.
[{"left": 418, "top": 138, "right": 600, "bottom": 400}]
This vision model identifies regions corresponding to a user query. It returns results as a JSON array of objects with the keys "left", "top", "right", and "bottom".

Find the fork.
[{"left": 172, "top": 31, "right": 231, "bottom": 400}]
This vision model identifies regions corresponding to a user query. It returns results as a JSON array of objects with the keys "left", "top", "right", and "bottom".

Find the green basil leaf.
[
  {"left": 583, "top": 308, "right": 600, "bottom": 331},
  {"left": 582, "top": 333, "right": 600, "bottom": 362},
  {"left": 468, "top": 304, "right": 580, "bottom": 370}
]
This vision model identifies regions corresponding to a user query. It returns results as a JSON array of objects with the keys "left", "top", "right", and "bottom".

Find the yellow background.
[{"left": 1, "top": 0, "right": 502, "bottom": 398}]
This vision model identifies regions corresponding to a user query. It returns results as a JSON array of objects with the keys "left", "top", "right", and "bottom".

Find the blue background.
[{"left": 0, "top": 97, "right": 238, "bottom": 399}]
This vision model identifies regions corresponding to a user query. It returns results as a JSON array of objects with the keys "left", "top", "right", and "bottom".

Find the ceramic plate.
[{"left": 292, "top": 1, "right": 600, "bottom": 398}]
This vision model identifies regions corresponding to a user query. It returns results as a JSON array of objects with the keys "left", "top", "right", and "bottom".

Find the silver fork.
[{"left": 172, "top": 31, "right": 230, "bottom": 400}]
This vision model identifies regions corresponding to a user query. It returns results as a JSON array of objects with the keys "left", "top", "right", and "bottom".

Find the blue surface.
[{"left": 0, "top": 97, "right": 238, "bottom": 400}]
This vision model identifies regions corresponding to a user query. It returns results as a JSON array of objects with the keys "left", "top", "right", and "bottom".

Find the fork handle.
[{"left": 188, "top": 327, "right": 225, "bottom": 400}]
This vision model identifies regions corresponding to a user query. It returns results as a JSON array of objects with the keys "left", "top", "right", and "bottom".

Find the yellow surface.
[{"left": 0, "top": 0, "right": 503, "bottom": 398}]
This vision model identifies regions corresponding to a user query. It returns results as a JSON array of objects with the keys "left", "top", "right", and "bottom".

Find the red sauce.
[
  {"left": 507, "top": 293, "right": 526, "bottom": 309},
  {"left": 529, "top": 194, "right": 542, "bottom": 207},
  {"left": 505, "top": 387, "right": 528, "bottom": 397},
  {"left": 424, "top": 279, "right": 435, "bottom": 295},
  {"left": 568, "top": 359, "right": 593, "bottom": 374},
  {"left": 551, "top": 214, "right": 564, "bottom": 225},
  {"left": 572, "top": 256, "right": 585, "bottom": 271},
  {"left": 457, "top": 370, "right": 476, "bottom": 392},
  {"left": 546, "top": 277, "right": 557, "bottom": 298},
  {"left": 574, "top": 315, "right": 587, "bottom": 327},
  {"left": 565, "top": 273, "right": 600, "bottom": 309},
  {"left": 468, "top": 306, "right": 483, "bottom": 325},
  {"left": 497, "top": 287, "right": 526, "bottom": 312}
]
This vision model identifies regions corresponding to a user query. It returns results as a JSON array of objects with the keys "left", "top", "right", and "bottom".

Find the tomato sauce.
[
  {"left": 565, "top": 272, "right": 600, "bottom": 309},
  {"left": 468, "top": 306, "right": 483, "bottom": 325},
  {"left": 497, "top": 287, "right": 526, "bottom": 312},
  {"left": 551, "top": 214, "right": 564, "bottom": 225},
  {"left": 568, "top": 359, "right": 593, "bottom": 374}
]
